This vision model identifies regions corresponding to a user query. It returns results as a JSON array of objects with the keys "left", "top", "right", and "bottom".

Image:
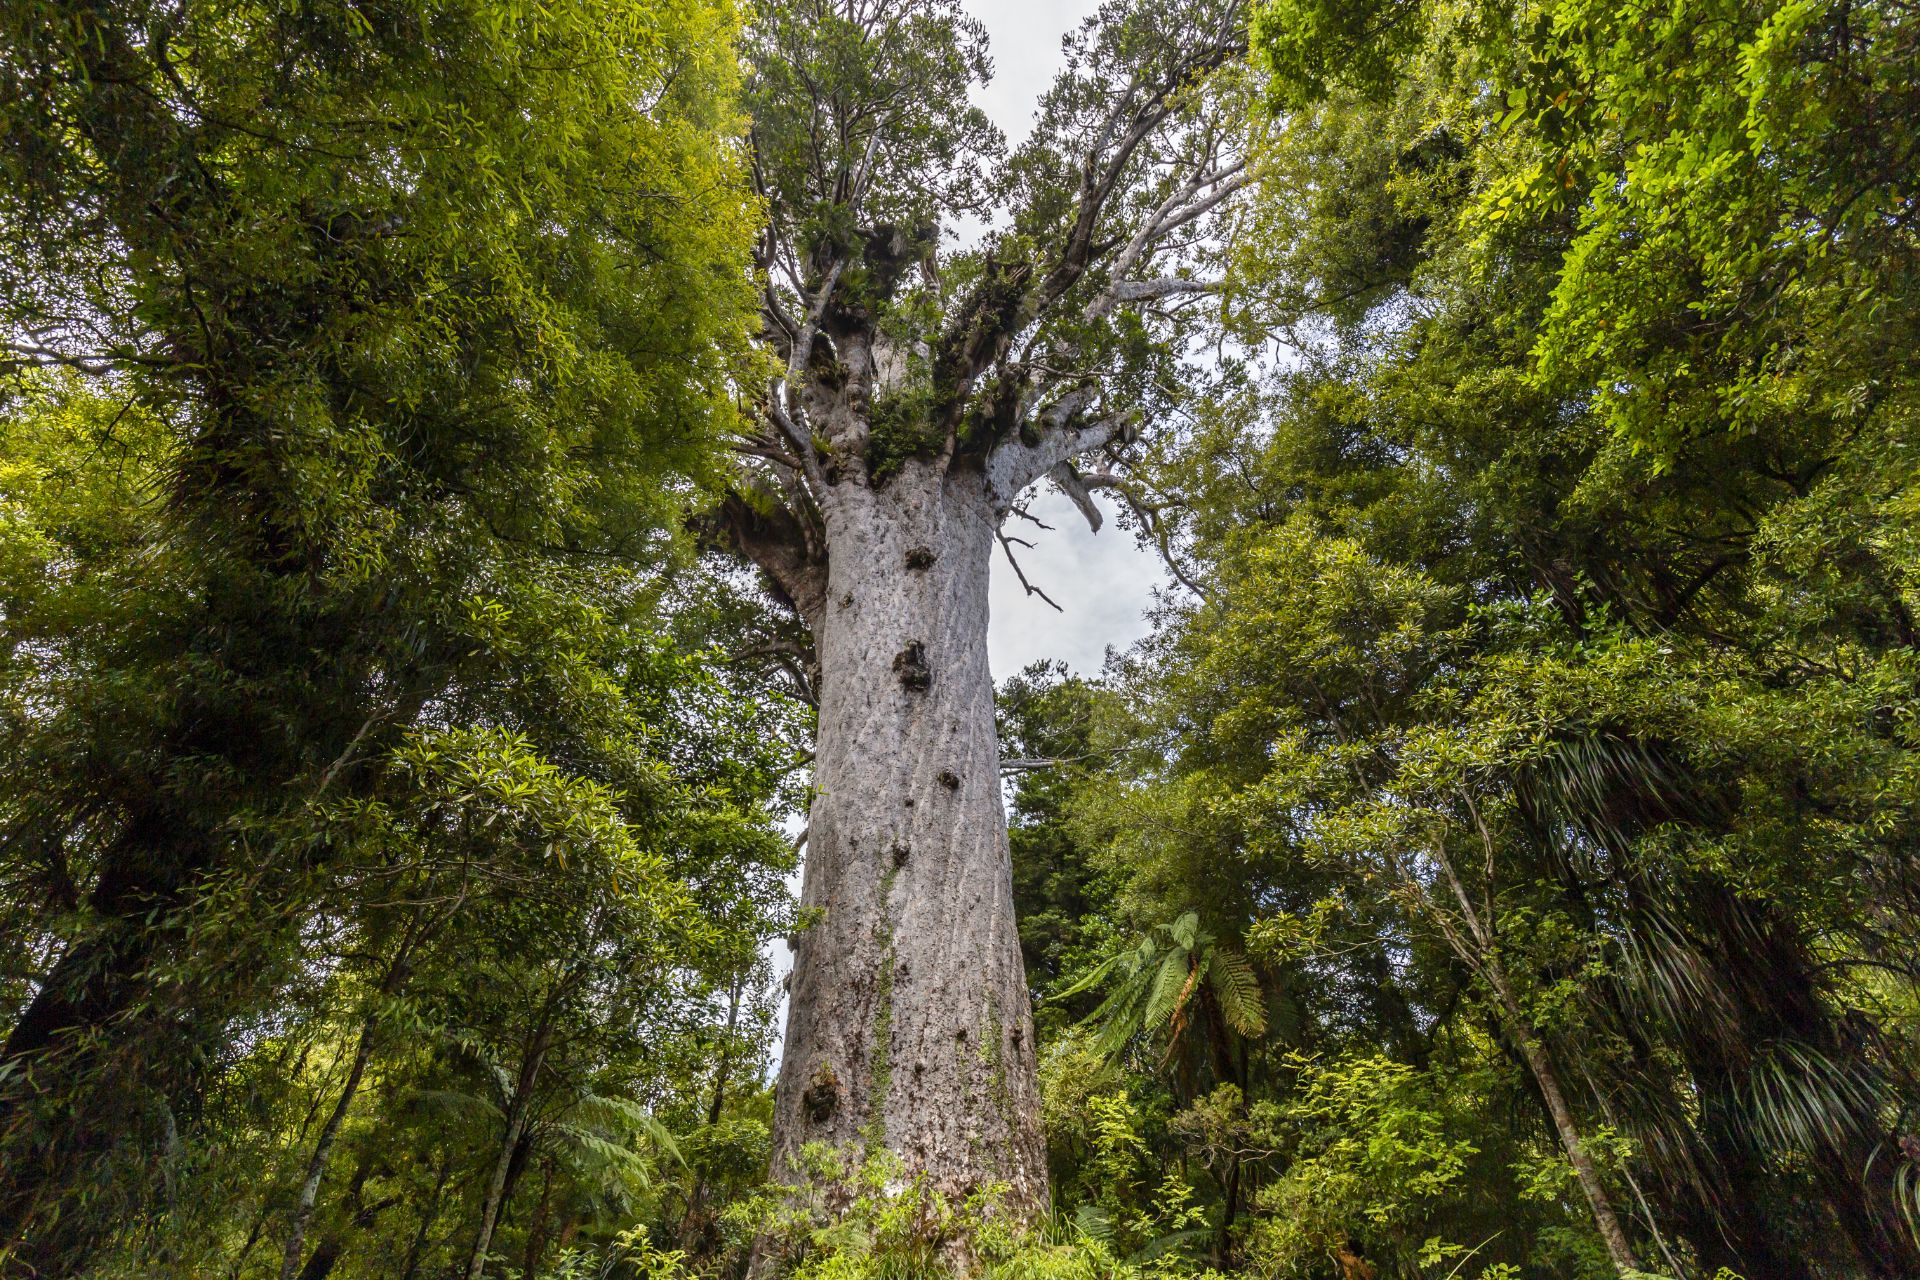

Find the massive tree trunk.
[
  {"left": 730, "top": 0, "right": 1248, "bottom": 1216},
  {"left": 770, "top": 457, "right": 1046, "bottom": 1214}
]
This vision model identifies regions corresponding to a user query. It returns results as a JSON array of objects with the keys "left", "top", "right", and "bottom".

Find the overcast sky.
[{"left": 970, "top": 0, "right": 1167, "bottom": 679}]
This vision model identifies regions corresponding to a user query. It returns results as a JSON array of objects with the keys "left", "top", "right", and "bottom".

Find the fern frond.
[
  {"left": 1141, "top": 948, "right": 1192, "bottom": 1030},
  {"left": 401, "top": 1088, "right": 503, "bottom": 1124},
  {"left": 544, "top": 1124, "right": 662, "bottom": 1193},
  {"left": 562, "top": 1094, "right": 685, "bottom": 1165},
  {"left": 1072, "top": 1204, "right": 1115, "bottom": 1243},
  {"left": 1208, "top": 946, "right": 1267, "bottom": 1037},
  {"left": 1053, "top": 952, "right": 1126, "bottom": 1002},
  {"left": 1167, "top": 911, "right": 1200, "bottom": 952}
]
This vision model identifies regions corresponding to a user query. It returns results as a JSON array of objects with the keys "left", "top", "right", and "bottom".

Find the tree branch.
[
  {"left": 997, "top": 530, "right": 1062, "bottom": 612},
  {"left": 984, "top": 391, "right": 1135, "bottom": 510},
  {"left": 1047, "top": 461, "right": 1104, "bottom": 533},
  {"left": 703, "top": 490, "right": 828, "bottom": 624},
  {"left": 929, "top": 15, "right": 1247, "bottom": 425}
]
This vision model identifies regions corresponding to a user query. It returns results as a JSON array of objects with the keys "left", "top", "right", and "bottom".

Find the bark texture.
[{"left": 770, "top": 458, "right": 1045, "bottom": 1212}]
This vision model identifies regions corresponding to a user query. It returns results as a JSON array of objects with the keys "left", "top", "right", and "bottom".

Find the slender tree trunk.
[
  {"left": 466, "top": 976, "right": 570, "bottom": 1280},
  {"left": 709, "top": 972, "right": 742, "bottom": 1128},
  {"left": 1428, "top": 843, "right": 1640, "bottom": 1276},
  {"left": 520, "top": 1163, "right": 555, "bottom": 1280},
  {"left": 770, "top": 460, "right": 1045, "bottom": 1214},
  {"left": 398, "top": 1158, "right": 451, "bottom": 1280},
  {"left": 1489, "top": 980, "right": 1640, "bottom": 1276},
  {"left": 280, "top": 1010, "right": 380, "bottom": 1280},
  {"left": 467, "top": 1099, "right": 532, "bottom": 1280},
  {"left": 288, "top": 1159, "right": 400, "bottom": 1280},
  {"left": 681, "top": 975, "right": 743, "bottom": 1255}
]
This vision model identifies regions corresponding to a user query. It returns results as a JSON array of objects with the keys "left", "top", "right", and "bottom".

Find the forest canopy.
[{"left": 0, "top": 0, "right": 1916, "bottom": 1278}]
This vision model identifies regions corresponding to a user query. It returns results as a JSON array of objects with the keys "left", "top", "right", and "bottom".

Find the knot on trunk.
[
  {"left": 803, "top": 1062, "right": 840, "bottom": 1125},
  {"left": 904, "top": 545, "right": 936, "bottom": 571},
  {"left": 893, "top": 641, "right": 931, "bottom": 691},
  {"left": 937, "top": 769, "right": 960, "bottom": 790}
]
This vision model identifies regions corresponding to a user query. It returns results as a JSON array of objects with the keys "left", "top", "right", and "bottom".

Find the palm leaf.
[
  {"left": 1896, "top": 1158, "right": 1920, "bottom": 1252},
  {"left": 1740, "top": 1040, "right": 1886, "bottom": 1155}
]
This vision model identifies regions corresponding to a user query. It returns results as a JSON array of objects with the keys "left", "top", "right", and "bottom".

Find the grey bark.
[
  {"left": 769, "top": 457, "right": 1046, "bottom": 1215},
  {"left": 280, "top": 934, "right": 424, "bottom": 1280},
  {"left": 1496, "top": 992, "right": 1642, "bottom": 1277},
  {"left": 465, "top": 1091, "right": 531, "bottom": 1280},
  {"left": 465, "top": 1018, "right": 554, "bottom": 1280},
  {"left": 732, "top": 9, "right": 1246, "bottom": 1221}
]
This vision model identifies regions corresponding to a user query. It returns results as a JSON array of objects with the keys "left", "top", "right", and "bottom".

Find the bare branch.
[
  {"left": 1094, "top": 275, "right": 1223, "bottom": 317},
  {"left": 984, "top": 400, "right": 1132, "bottom": 509},
  {"left": 1007, "top": 504, "right": 1056, "bottom": 531},
  {"left": 762, "top": 379, "right": 830, "bottom": 501},
  {"left": 997, "top": 530, "right": 1063, "bottom": 612},
  {"left": 1047, "top": 461, "right": 1104, "bottom": 533},
  {"left": 1111, "top": 482, "right": 1213, "bottom": 603}
]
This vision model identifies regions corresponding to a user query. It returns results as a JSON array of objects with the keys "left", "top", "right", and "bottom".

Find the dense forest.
[{"left": 1, "top": 0, "right": 1916, "bottom": 1277}]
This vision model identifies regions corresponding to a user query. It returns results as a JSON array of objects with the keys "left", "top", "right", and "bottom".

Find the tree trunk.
[
  {"left": 680, "top": 975, "right": 743, "bottom": 1256},
  {"left": 467, "top": 1088, "right": 534, "bottom": 1280},
  {"left": 397, "top": 1158, "right": 451, "bottom": 1280},
  {"left": 770, "top": 459, "right": 1046, "bottom": 1216},
  {"left": 520, "top": 1162, "right": 554, "bottom": 1280},
  {"left": 1493, "top": 987, "right": 1641, "bottom": 1276},
  {"left": 1428, "top": 843, "right": 1640, "bottom": 1276},
  {"left": 281, "top": 1009, "right": 380, "bottom": 1280}
]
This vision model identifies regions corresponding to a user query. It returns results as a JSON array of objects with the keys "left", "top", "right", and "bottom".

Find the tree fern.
[
  {"left": 1060, "top": 912, "right": 1268, "bottom": 1062},
  {"left": 1207, "top": 946, "right": 1267, "bottom": 1038}
]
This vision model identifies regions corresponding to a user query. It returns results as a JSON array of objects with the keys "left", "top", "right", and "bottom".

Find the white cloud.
[
  {"left": 968, "top": 0, "right": 1166, "bottom": 680},
  {"left": 989, "top": 488, "right": 1163, "bottom": 679},
  {"left": 967, "top": 0, "right": 1095, "bottom": 143}
]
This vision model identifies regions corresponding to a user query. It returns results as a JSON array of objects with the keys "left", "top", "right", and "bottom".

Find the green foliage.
[
  {"left": 1058, "top": 913, "right": 1267, "bottom": 1060},
  {"left": 1244, "top": 1055, "right": 1480, "bottom": 1278},
  {"left": 5, "top": 0, "right": 1920, "bottom": 1275},
  {"left": 1250, "top": 0, "right": 1426, "bottom": 107},
  {"left": 986, "top": 0, "right": 1920, "bottom": 1275},
  {"left": 865, "top": 384, "right": 946, "bottom": 486},
  {"left": 0, "top": 0, "right": 790, "bottom": 1270},
  {"left": 723, "top": 1145, "right": 1223, "bottom": 1280},
  {"left": 744, "top": 0, "right": 1001, "bottom": 253}
]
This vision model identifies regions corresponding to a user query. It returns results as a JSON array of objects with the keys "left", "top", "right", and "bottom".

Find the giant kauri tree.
[{"left": 721, "top": 0, "right": 1253, "bottom": 1212}]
